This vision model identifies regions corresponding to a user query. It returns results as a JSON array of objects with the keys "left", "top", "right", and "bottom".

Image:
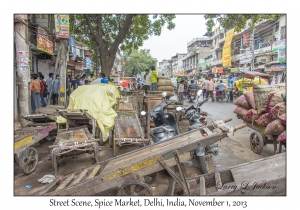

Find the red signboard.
[{"left": 37, "top": 35, "right": 53, "bottom": 55}]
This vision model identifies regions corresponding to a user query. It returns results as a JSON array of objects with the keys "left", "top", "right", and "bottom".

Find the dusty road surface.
[{"left": 14, "top": 95, "right": 285, "bottom": 196}]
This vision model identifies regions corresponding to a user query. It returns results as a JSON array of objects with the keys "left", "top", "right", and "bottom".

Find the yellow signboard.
[
  {"left": 37, "top": 35, "right": 53, "bottom": 55},
  {"left": 222, "top": 28, "right": 235, "bottom": 67},
  {"left": 55, "top": 14, "right": 70, "bottom": 39}
]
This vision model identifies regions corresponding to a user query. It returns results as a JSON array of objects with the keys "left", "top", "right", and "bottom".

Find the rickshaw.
[{"left": 235, "top": 71, "right": 271, "bottom": 94}]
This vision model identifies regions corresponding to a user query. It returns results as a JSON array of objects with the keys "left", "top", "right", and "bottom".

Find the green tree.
[
  {"left": 124, "top": 49, "right": 157, "bottom": 76},
  {"left": 204, "top": 14, "right": 283, "bottom": 33},
  {"left": 70, "top": 14, "right": 176, "bottom": 77}
]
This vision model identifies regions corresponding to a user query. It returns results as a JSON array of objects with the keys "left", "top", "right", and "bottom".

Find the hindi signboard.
[
  {"left": 37, "top": 35, "right": 53, "bottom": 55},
  {"left": 278, "top": 49, "right": 286, "bottom": 63},
  {"left": 222, "top": 28, "right": 235, "bottom": 67},
  {"left": 54, "top": 14, "right": 70, "bottom": 39},
  {"left": 272, "top": 39, "right": 285, "bottom": 52}
]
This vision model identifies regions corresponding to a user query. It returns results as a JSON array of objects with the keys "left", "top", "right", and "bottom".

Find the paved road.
[{"left": 14, "top": 95, "right": 284, "bottom": 196}]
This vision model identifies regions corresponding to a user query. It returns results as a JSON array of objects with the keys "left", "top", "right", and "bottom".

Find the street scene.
[{"left": 14, "top": 14, "right": 286, "bottom": 197}]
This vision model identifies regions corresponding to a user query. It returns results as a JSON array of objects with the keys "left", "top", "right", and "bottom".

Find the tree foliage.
[
  {"left": 69, "top": 14, "right": 176, "bottom": 77},
  {"left": 204, "top": 14, "right": 283, "bottom": 33},
  {"left": 124, "top": 49, "right": 157, "bottom": 76}
]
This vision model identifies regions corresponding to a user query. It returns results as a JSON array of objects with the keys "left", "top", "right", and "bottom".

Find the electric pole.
[
  {"left": 58, "top": 39, "right": 68, "bottom": 107},
  {"left": 14, "top": 14, "right": 30, "bottom": 127}
]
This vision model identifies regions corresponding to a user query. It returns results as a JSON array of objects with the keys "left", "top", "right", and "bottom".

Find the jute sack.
[
  {"left": 277, "top": 130, "right": 286, "bottom": 142},
  {"left": 253, "top": 84, "right": 280, "bottom": 114},
  {"left": 158, "top": 76, "right": 170, "bottom": 80},
  {"left": 267, "top": 102, "right": 286, "bottom": 120},
  {"left": 243, "top": 109, "right": 260, "bottom": 122},
  {"left": 264, "top": 119, "right": 286, "bottom": 136},
  {"left": 278, "top": 113, "right": 286, "bottom": 126},
  {"left": 233, "top": 106, "right": 250, "bottom": 117},
  {"left": 264, "top": 89, "right": 285, "bottom": 112},
  {"left": 255, "top": 113, "right": 273, "bottom": 126},
  {"left": 157, "top": 86, "right": 174, "bottom": 91},
  {"left": 244, "top": 90, "right": 256, "bottom": 109},
  {"left": 234, "top": 95, "right": 252, "bottom": 109},
  {"left": 166, "top": 91, "right": 175, "bottom": 97},
  {"left": 158, "top": 79, "right": 174, "bottom": 87}
]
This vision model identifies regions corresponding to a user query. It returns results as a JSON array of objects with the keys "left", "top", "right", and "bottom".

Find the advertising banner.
[
  {"left": 239, "top": 53, "right": 253, "bottom": 64},
  {"left": 271, "top": 64, "right": 286, "bottom": 71},
  {"left": 86, "top": 57, "right": 92, "bottom": 69},
  {"left": 37, "top": 34, "right": 53, "bottom": 55},
  {"left": 272, "top": 39, "right": 285, "bottom": 52},
  {"left": 278, "top": 49, "right": 286, "bottom": 63},
  {"left": 69, "top": 37, "right": 77, "bottom": 57},
  {"left": 55, "top": 14, "right": 70, "bottom": 39},
  {"left": 222, "top": 28, "right": 235, "bottom": 67}
]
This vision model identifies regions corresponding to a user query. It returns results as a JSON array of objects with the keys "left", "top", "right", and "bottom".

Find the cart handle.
[
  {"left": 234, "top": 123, "right": 247, "bottom": 132},
  {"left": 224, "top": 118, "right": 232, "bottom": 123}
]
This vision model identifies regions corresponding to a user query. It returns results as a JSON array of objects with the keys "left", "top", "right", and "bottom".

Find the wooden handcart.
[
  {"left": 29, "top": 119, "right": 247, "bottom": 196},
  {"left": 237, "top": 115, "right": 285, "bottom": 154},
  {"left": 50, "top": 126, "right": 100, "bottom": 176},
  {"left": 14, "top": 122, "right": 57, "bottom": 175}
]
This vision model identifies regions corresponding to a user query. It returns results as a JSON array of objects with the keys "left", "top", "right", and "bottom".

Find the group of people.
[
  {"left": 30, "top": 72, "right": 60, "bottom": 113},
  {"left": 142, "top": 66, "right": 159, "bottom": 94},
  {"left": 177, "top": 75, "right": 239, "bottom": 102}
]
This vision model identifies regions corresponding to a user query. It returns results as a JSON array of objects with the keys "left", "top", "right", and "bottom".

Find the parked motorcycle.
[
  {"left": 142, "top": 92, "right": 179, "bottom": 144},
  {"left": 176, "top": 90, "right": 219, "bottom": 174}
]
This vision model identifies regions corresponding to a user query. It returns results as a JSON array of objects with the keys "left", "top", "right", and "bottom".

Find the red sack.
[
  {"left": 264, "top": 119, "right": 286, "bottom": 136},
  {"left": 244, "top": 90, "right": 256, "bottom": 109},
  {"left": 234, "top": 95, "right": 252, "bottom": 109},
  {"left": 277, "top": 131, "right": 286, "bottom": 142},
  {"left": 255, "top": 113, "right": 273, "bottom": 126},
  {"left": 278, "top": 114, "right": 286, "bottom": 126},
  {"left": 233, "top": 106, "right": 250, "bottom": 117},
  {"left": 243, "top": 109, "right": 260, "bottom": 122}
]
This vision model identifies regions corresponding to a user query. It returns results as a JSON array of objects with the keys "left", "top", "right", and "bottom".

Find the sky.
[{"left": 141, "top": 15, "right": 208, "bottom": 63}]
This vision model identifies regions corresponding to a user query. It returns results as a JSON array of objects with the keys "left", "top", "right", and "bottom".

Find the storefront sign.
[
  {"left": 217, "top": 67, "right": 224, "bottom": 73},
  {"left": 38, "top": 26, "right": 49, "bottom": 39},
  {"left": 243, "top": 33, "right": 250, "bottom": 45},
  {"left": 271, "top": 64, "right": 286, "bottom": 71},
  {"left": 86, "top": 57, "right": 92, "bottom": 69},
  {"left": 278, "top": 49, "right": 286, "bottom": 63},
  {"left": 239, "top": 53, "right": 253, "bottom": 64},
  {"left": 272, "top": 39, "right": 286, "bottom": 52},
  {"left": 69, "top": 37, "right": 77, "bottom": 57},
  {"left": 55, "top": 14, "right": 70, "bottom": 39},
  {"left": 254, "top": 46, "right": 271, "bottom": 54},
  {"left": 230, "top": 68, "right": 239, "bottom": 73},
  {"left": 222, "top": 28, "right": 235, "bottom": 67},
  {"left": 212, "top": 67, "right": 218, "bottom": 73},
  {"left": 37, "top": 34, "right": 53, "bottom": 55},
  {"left": 239, "top": 67, "right": 250, "bottom": 72}
]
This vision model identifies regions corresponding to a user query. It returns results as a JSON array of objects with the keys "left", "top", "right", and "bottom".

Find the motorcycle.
[
  {"left": 187, "top": 89, "right": 197, "bottom": 102},
  {"left": 176, "top": 90, "right": 219, "bottom": 174},
  {"left": 141, "top": 92, "right": 179, "bottom": 144}
]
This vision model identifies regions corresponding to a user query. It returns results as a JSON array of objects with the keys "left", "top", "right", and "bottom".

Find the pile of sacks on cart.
[{"left": 233, "top": 83, "right": 286, "bottom": 143}]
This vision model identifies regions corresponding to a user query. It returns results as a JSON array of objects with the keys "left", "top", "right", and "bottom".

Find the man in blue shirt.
[
  {"left": 52, "top": 75, "right": 59, "bottom": 105},
  {"left": 71, "top": 75, "right": 81, "bottom": 90},
  {"left": 218, "top": 80, "right": 225, "bottom": 99},
  {"left": 46, "top": 73, "right": 53, "bottom": 100}
]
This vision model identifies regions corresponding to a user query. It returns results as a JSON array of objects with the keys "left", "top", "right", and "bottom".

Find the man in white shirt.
[{"left": 142, "top": 69, "right": 151, "bottom": 94}]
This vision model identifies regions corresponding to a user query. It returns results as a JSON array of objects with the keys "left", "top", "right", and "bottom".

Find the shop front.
[{"left": 270, "top": 64, "right": 286, "bottom": 84}]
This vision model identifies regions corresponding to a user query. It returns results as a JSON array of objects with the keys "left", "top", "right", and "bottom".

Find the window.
[
  {"left": 80, "top": 49, "right": 83, "bottom": 57},
  {"left": 280, "top": 26, "right": 286, "bottom": 40}
]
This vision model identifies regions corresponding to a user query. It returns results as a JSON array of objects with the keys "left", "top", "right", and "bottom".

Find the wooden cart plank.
[
  {"left": 86, "top": 165, "right": 101, "bottom": 180},
  {"left": 199, "top": 176, "right": 206, "bottom": 196},
  {"left": 70, "top": 169, "right": 88, "bottom": 186},
  {"left": 56, "top": 173, "right": 75, "bottom": 191},
  {"left": 231, "top": 153, "right": 286, "bottom": 188}
]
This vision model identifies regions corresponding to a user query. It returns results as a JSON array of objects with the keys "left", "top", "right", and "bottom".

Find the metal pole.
[
  {"left": 58, "top": 39, "right": 67, "bottom": 107},
  {"left": 47, "top": 41, "right": 62, "bottom": 105}
]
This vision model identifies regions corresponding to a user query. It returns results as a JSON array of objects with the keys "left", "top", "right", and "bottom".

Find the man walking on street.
[
  {"left": 71, "top": 75, "right": 81, "bottom": 90},
  {"left": 52, "top": 75, "right": 59, "bottom": 105},
  {"left": 206, "top": 77, "right": 215, "bottom": 102},
  {"left": 202, "top": 78, "right": 208, "bottom": 100},
  {"left": 87, "top": 73, "right": 96, "bottom": 84},
  {"left": 39, "top": 75, "right": 47, "bottom": 107},
  {"left": 46, "top": 73, "right": 53, "bottom": 101},
  {"left": 143, "top": 69, "right": 151, "bottom": 95},
  {"left": 30, "top": 74, "right": 41, "bottom": 113},
  {"left": 150, "top": 66, "right": 158, "bottom": 91}
]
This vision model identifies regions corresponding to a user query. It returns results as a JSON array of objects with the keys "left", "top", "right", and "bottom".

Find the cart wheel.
[
  {"left": 144, "top": 172, "right": 158, "bottom": 185},
  {"left": 99, "top": 131, "right": 104, "bottom": 146},
  {"left": 109, "top": 130, "right": 114, "bottom": 148},
  {"left": 250, "top": 131, "right": 264, "bottom": 154},
  {"left": 19, "top": 147, "right": 38, "bottom": 175},
  {"left": 117, "top": 179, "right": 153, "bottom": 196}
]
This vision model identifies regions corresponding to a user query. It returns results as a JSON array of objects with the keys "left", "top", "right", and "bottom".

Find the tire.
[
  {"left": 117, "top": 179, "right": 153, "bottom": 196},
  {"left": 19, "top": 147, "right": 38, "bottom": 175},
  {"left": 249, "top": 131, "right": 264, "bottom": 154},
  {"left": 109, "top": 130, "right": 114, "bottom": 148},
  {"left": 198, "top": 156, "right": 209, "bottom": 174}
]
